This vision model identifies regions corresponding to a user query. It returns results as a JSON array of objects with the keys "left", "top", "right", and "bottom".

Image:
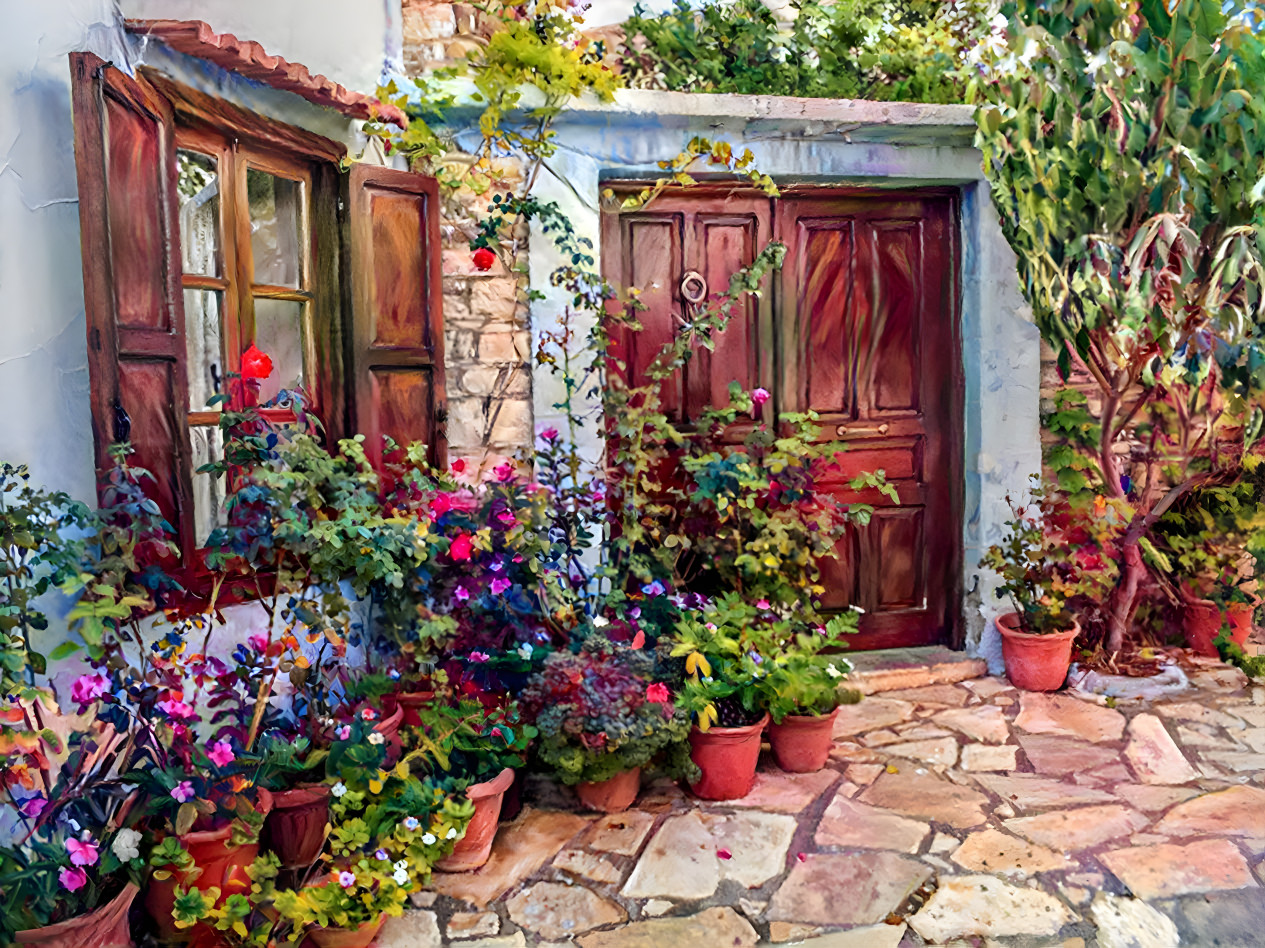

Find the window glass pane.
[
  {"left": 184, "top": 289, "right": 224, "bottom": 411},
  {"left": 252, "top": 298, "right": 304, "bottom": 405},
  {"left": 190, "top": 425, "right": 227, "bottom": 547},
  {"left": 247, "top": 169, "right": 303, "bottom": 287},
  {"left": 176, "top": 150, "right": 220, "bottom": 277}
]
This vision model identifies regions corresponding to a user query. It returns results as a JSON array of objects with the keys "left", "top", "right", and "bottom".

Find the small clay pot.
[
  {"left": 687, "top": 714, "right": 770, "bottom": 800},
  {"left": 306, "top": 913, "right": 386, "bottom": 948},
  {"left": 767, "top": 707, "right": 840, "bottom": 773},
  {"left": 1183, "top": 598, "right": 1253, "bottom": 657},
  {"left": 996, "top": 612, "right": 1078, "bottom": 691},
  {"left": 575, "top": 766, "right": 641, "bottom": 813},
  {"left": 433, "top": 767, "right": 515, "bottom": 872},
  {"left": 14, "top": 882, "right": 138, "bottom": 948},
  {"left": 265, "top": 784, "right": 331, "bottom": 869}
]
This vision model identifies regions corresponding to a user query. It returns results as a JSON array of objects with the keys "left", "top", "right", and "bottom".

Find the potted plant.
[
  {"left": 670, "top": 595, "right": 774, "bottom": 800},
  {"left": 759, "top": 609, "right": 863, "bottom": 773},
  {"left": 520, "top": 636, "right": 693, "bottom": 812},
  {"left": 405, "top": 697, "right": 535, "bottom": 872},
  {"left": 981, "top": 483, "right": 1117, "bottom": 689}
]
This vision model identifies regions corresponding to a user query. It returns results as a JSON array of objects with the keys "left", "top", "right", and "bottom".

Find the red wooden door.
[
  {"left": 601, "top": 186, "right": 962, "bottom": 649},
  {"left": 778, "top": 190, "right": 961, "bottom": 649}
]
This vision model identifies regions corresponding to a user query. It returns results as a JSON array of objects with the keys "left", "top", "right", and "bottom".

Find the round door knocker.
[{"left": 680, "top": 270, "right": 708, "bottom": 305}]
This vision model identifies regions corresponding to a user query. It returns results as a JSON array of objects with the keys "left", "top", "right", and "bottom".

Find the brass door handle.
[{"left": 836, "top": 423, "right": 889, "bottom": 437}]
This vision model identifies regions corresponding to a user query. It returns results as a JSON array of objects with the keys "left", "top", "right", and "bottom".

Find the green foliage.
[
  {"left": 520, "top": 637, "right": 694, "bottom": 784},
  {"left": 622, "top": 0, "right": 992, "bottom": 104}
]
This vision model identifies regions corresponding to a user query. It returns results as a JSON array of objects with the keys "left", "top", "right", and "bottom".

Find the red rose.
[
  {"left": 472, "top": 247, "right": 496, "bottom": 271},
  {"left": 241, "top": 343, "right": 273, "bottom": 380},
  {"left": 449, "top": 533, "right": 473, "bottom": 561}
]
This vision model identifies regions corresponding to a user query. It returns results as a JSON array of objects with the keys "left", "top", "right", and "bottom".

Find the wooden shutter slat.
[
  {"left": 70, "top": 53, "right": 192, "bottom": 550},
  {"left": 347, "top": 164, "right": 445, "bottom": 469}
]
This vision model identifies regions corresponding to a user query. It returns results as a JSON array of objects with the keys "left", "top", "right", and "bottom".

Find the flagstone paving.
[{"left": 384, "top": 660, "right": 1265, "bottom": 946}]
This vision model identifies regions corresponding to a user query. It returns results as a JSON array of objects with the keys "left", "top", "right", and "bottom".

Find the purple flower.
[
  {"left": 338, "top": 870, "right": 356, "bottom": 888},
  {"left": 19, "top": 796, "right": 46, "bottom": 819},
  {"left": 59, "top": 867, "right": 88, "bottom": 892},
  {"left": 470, "top": 651, "right": 490, "bottom": 663},
  {"left": 207, "top": 740, "right": 235, "bottom": 768},
  {"left": 403, "top": 817, "right": 420, "bottom": 831},
  {"left": 375, "top": 848, "right": 390, "bottom": 861},
  {"left": 454, "top": 585, "right": 470, "bottom": 602},
  {"left": 490, "top": 578, "right": 511, "bottom": 595},
  {"left": 70, "top": 673, "right": 109, "bottom": 708},
  {"left": 641, "top": 580, "right": 666, "bottom": 597},
  {"left": 335, "top": 724, "right": 351, "bottom": 741},
  {"left": 171, "top": 781, "right": 195, "bottom": 803}
]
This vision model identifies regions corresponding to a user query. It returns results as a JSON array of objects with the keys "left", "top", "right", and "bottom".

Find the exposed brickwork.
[{"left": 402, "top": 0, "right": 534, "bottom": 465}]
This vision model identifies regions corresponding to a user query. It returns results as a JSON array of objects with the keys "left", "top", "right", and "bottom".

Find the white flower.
[
  {"left": 421, "top": 832, "right": 437, "bottom": 845},
  {"left": 592, "top": 616, "right": 609, "bottom": 628},
  {"left": 825, "top": 663, "right": 844, "bottom": 679},
  {"left": 850, "top": 604, "right": 865, "bottom": 614},
  {"left": 394, "top": 859, "right": 409, "bottom": 872},
  {"left": 367, "top": 731, "right": 385, "bottom": 746},
  {"left": 332, "top": 782, "right": 348, "bottom": 798},
  {"left": 393, "top": 868, "right": 410, "bottom": 886},
  {"left": 111, "top": 828, "right": 142, "bottom": 862},
  {"left": 516, "top": 642, "right": 534, "bottom": 660},
  {"left": 446, "top": 827, "right": 458, "bottom": 839}
]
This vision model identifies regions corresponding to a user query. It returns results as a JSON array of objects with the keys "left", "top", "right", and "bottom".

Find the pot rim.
[
  {"left": 466, "top": 765, "right": 515, "bottom": 800},
  {"left": 996, "top": 611, "right": 1079, "bottom": 641},
  {"left": 13, "top": 881, "right": 139, "bottom": 941},
  {"left": 271, "top": 783, "right": 332, "bottom": 807},
  {"left": 690, "top": 712, "right": 770, "bottom": 740},
  {"left": 769, "top": 706, "right": 841, "bottom": 726}
]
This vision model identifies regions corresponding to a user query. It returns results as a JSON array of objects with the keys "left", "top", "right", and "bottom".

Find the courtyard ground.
[{"left": 378, "top": 654, "right": 1265, "bottom": 947}]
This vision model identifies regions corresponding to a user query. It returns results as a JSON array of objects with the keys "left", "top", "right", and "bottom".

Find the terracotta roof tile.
[{"left": 126, "top": 19, "right": 408, "bottom": 128}]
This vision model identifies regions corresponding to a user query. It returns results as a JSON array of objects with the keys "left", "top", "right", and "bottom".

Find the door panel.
[
  {"left": 779, "top": 192, "right": 961, "bottom": 650},
  {"left": 600, "top": 185, "right": 961, "bottom": 650}
]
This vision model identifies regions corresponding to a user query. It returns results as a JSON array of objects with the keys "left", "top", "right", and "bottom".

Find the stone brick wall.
[{"left": 402, "top": 0, "right": 535, "bottom": 466}]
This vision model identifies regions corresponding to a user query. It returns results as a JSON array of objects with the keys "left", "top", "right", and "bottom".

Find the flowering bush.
[{"left": 520, "top": 637, "right": 694, "bottom": 785}]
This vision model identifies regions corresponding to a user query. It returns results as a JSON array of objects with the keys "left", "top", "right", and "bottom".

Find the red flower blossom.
[
  {"left": 241, "top": 343, "right": 273, "bottom": 380},
  {"left": 449, "top": 533, "right": 473, "bottom": 561},
  {"left": 630, "top": 630, "right": 645, "bottom": 650},
  {"left": 472, "top": 247, "right": 497, "bottom": 271},
  {"left": 646, "top": 682, "right": 670, "bottom": 703}
]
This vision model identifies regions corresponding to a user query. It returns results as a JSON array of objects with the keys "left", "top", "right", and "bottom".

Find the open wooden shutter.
[
  {"left": 347, "top": 164, "right": 445, "bottom": 470},
  {"left": 70, "top": 53, "right": 192, "bottom": 549}
]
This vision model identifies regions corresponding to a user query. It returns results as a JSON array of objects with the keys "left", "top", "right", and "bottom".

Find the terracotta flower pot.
[
  {"left": 996, "top": 612, "right": 1078, "bottom": 691},
  {"left": 1183, "top": 598, "right": 1253, "bottom": 658},
  {"left": 687, "top": 714, "right": 770, "bottom": 801},
  {"left": 306, "top": 913, "right": 386, "bottom": 948},
  {"left": 145, "top": 788, "right": 274, "bottom": 942},
  {"left": 382, "top": 689, "right": 435, "bottom": 727},
  {"left": 432, "top": 767, "right": 515, "bottom": 872},
  {"left": 376, "top": 706, "right": 405, "bottom": 766},
  {"left": 575, "top": 766, "right": 641, "bottom": 813},
  {"left": 14, "top": 882, "right": 138, "bottom": 948},
  {"left": 768, "top": 707, "right": 841, "bottom": 773},
  {"left": 265, "top": 784, "right": 331, "bottom": 869}
]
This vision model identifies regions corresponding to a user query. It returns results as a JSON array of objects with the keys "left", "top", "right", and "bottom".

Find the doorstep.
[{"left": 846, "top": 645, "right": 987, "bottom": 694}]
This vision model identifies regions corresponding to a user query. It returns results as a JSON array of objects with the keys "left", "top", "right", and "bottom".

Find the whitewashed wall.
[
  {"left": 0, "top": 0, "right": 396, "bottom": 675},
  {"left": 525, "top": 91, "right": 1041, "bottom": 658}
]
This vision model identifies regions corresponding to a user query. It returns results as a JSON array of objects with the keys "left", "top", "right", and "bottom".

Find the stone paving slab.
[{"left": 394, "top": 667, "right": 1265, "bottom": 946}]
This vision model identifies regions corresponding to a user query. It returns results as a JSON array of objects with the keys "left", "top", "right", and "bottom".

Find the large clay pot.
[
  {"left": 265, "top": 784, "right": 331, "bottom": 869},
  {"left": 575, "top": 766, "right": 641, "bottom": 813},
  {"left": 305, "top": 913, "right": 386, "bottom": 948},
  {"left": 767, "top": 707, "right": 841, "bottom": 773},
  {"left": 687, "top": 714, "right": 770, "bottom": 801},
  {"left": 996, "top": 612, "right": 1079, "bottom": 691},
  {"left": 382, "top": 689, "right": 435, "bottom": 727},
  {"left": 1183, "top": 598, "right": 1253, "bottom": 657},
  {"left": 14, "top": 882, "right": 138, "bottom": 948},
  {"left": 433, "top": 767, "right": 515, "bottom": 872},
  {"left": 145, "top": 788, "right": 274, "bottom": 943}
]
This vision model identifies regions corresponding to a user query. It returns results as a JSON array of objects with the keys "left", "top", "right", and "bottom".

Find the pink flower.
[
  {"left": 361, "top": 708, "right": 378, "bottom": 721},
  {"left": 429, "top": 492, "right": 454, "bottom": 516},
  {"left": 630, "top": 630, "right": 645, "bottom": 650},
  {"left": 540, "top": 426, "right": 559, "bottom": 442},
  {"left": 490, "top": 578, "right": 511, "bottom": 595},
  {"left": 59, "top": 866, "right": 88, "bottom": 892},
  {"left": 66, "top": 837, "right": 99, "bottom": 867},
  {"left": 70, "top": 673, "right": 109, "bottom": 708},
  {"left": 646, "top": 683, "right": 671, "bottom": 704},
  {"left": 755, "top": 599, "right": 771, "bottom": 610},
  {"left": 751, "top": 387, "right": 770, "bottom": 407},
  {"left": 171, "top": 781, "right": 195, "bottom": 803},
  {"left": 493, "top": 462, "right": 515, "bottom": 482},
  {"left": 338, "top": 870, "right": 357, "bottom": 888},
  {"left": 454, "top": 585, "right": 470, "bottom": 602},
  {"left": 248, "top": 633, "right": 269, "bottom": 653},
  {"left": 470, "top": 651, "right": 490, "bottom": 663},
  {"left": 717, "top": 848, "right": 732, "bottom": 860},
  {"left": 449, "top": 534, "right": 473, "bottom": 561},
  {"left": 496, "top": 509, "right": 517, "bottom": 526},
  {"left": 335, "top": 724, "right": 351, "bottom": 741},
  {"left": 796, "top": 852, "right": 807, "bottom": 863},
  {"left": 157, "top": 697, "right": 196, "bottom": 720},
  {"left": 207, "top": 740, "right": 235, "bottom": 768}
]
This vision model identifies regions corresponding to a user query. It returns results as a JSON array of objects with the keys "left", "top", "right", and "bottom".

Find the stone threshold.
[{"left": 847, "top": 645, "right": 987, "bottom": 695}]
